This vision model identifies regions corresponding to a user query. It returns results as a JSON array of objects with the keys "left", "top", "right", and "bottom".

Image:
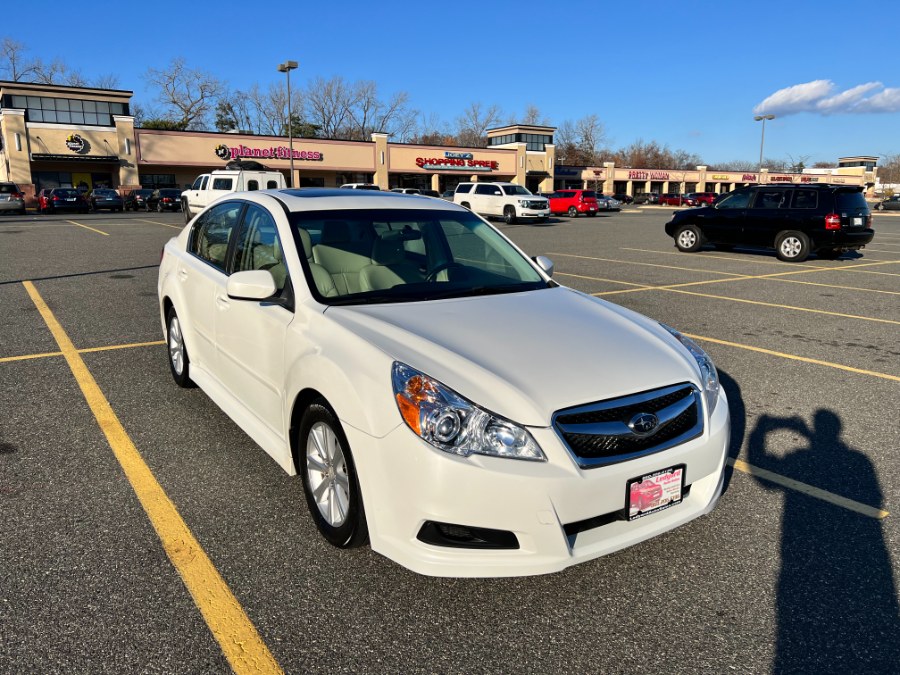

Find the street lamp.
[
  {"left": 277, "top": 60, "right": 299, "bottom": 187},
  {"left": 754, "top": 114, "right": 775, "bottom": 172}
]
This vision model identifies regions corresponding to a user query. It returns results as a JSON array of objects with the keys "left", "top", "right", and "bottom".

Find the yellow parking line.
[
  {"left": 728, "top": 458, "right": 889, "bottom": 519},
  {"left": 555, "top": 272, "right": 649, "bottom": 288},
  {"left": 764, "top": 277, "right": 900, "bottom": 296},
  {"left": 549, "top": 252, "right": 748, "bottom": 277},
  {"left": 135, "top": 218, "right": 183, "bottom": 230},
  {"left": 22, "top": 280, "right": 282, "bottom": 675},
  {"left": 621, "top": 247, "right": 820, "bottom": 267},
  {"left": 684, "top": 332, "right": 900, "bottom": 382},
  {"left": 0, "top": 350, "right": 63, "bottom": 363},
  {"left": 66, "top": 220, "right": 109, "bottom": 236}
]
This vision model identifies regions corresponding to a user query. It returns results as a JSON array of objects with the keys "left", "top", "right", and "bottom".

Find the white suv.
[{"left": 454, "top": 182, "right": 550, "bottom": 224}]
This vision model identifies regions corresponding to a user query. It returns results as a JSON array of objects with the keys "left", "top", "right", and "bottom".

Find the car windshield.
[
  {"left": 501, "top": 185, "right": 532, "bottom": 196},
  {"left": 289, "top": 208, "right": 549, "bottom": 305}
]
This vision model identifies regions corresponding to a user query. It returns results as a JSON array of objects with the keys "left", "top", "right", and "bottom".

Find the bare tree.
[
  {"left": 455, "top": 102, "right": 503, "bottom": 147},
  {"left": 93, "top": 73, "right": 121, "bottom": 90},
  {"left": 32, "top": 58, "right": 70, "bottom": 85},
  {"left": 305, "top": 75, "right": 357, "bottom": 139},
  {"left": 576, "top": 114, "right": 606, "bottom": 165},
  {"left": 507, "top": 104, "right": 549, "bottom": 126},
  {"left": 144, "top": 58, "right": 224, "bottom": 130},
  {"left": 0, "top": 37, "right": 38, "bottom": 81}
]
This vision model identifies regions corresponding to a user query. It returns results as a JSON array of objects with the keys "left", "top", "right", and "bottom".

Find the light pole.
[
  {"left": 277, "top": 60, "right": 298, "bottom": 187},
  {"left": 754, "top": 114, "right": 775, "bottom": 172}
]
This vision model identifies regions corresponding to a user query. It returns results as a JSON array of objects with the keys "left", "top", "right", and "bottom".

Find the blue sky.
[{"left": 8, "top": 0, "right": 900, "bottom": 166}]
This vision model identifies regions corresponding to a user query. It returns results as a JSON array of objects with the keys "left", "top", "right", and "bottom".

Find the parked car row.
[{"left": 537, "top": 190, "right": 622, "bottom": 217}]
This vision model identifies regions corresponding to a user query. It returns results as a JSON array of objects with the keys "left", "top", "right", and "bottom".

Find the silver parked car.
[{"left": 0, "top": 182, "right": 27, "bottom": 215}]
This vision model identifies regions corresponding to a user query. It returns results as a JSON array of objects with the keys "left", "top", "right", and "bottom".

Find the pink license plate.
[{"left": 626, "top": 465, "right": 685, "bottom": 520}]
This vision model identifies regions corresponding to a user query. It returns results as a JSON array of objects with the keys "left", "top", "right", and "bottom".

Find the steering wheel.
[{"left": 425, "top": 261, "right": 463, "bottom": 282}]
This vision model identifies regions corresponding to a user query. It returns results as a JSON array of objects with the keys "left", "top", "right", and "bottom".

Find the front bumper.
[
  {"left": 347, "top": 389, "right": 730, "bottom": 577},
  {"left": 517, "top": 208, "right": 550, "bottom": 219}
]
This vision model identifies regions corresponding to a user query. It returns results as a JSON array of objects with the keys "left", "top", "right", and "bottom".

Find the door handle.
[
  {"left": 216, "top": 294, "right": 230, "bottom": 310},
  {"left": 177, "top": 267, "right": 188, "bottom": 280}
]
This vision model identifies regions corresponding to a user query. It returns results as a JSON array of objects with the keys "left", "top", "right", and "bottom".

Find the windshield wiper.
[{"left": 424, "top": 283, "right": 542, "bottom": 300}]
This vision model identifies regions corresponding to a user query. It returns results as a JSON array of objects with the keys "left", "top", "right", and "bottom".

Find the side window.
[
  {"left": 247, "top": 180, "right": 259, "bottom": 191},
  {"left": 752, "top": 189, "right": 786, "bottom": 209},
  {"left": 475, "top": 185, "right": 495, "bottom": 195},
  {"left": 191, "top": 176, "right": 204, "bottom": 190},
  {"left": 792, "top": 190, "right": 818, "bottom": 209},
  {"left": 190, "top": 202, "right": 242, "bottom": 272},
  {"left": 234, "top": 205, "right": 288, "bottom": 293},
  {"left": 212, "top": 177, "right": 234, "bottom": 190},
  {"left": 266, "top": 180, "right": 278, "bottom": 189},
  {"left": 455, "top": 184, "right": 472, "bottom": 194},
  {"left": 199, "top": 176, "right": 209, "bottom": 190},
  {"left": 716, "top": 191, "right": 752, "bottom": 209}
]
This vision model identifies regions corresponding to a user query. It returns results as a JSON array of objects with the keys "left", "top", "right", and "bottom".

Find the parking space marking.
[
  {"left": 665, "top": 288, "right": 899, "bottom": 326},
  {"left": 728, "top": 458, "right": 889, "bottom": 519},
  {"left": 22, "top": 280, "right": 283, "bottom": 675},
  {"left": 621, "top": 247, "right": 821, "bottom": 267},
  {"left": 549, "top": 252, "right": 748, "bottom": 277},
  {"left": 65, "top": 220, "right": 109, "bottom": 236},
  {"left": 0, "top": 341, "right": 165, "bottom": 365},
  {"left": 555, "top": 272, "right": 649, "bottom": 288},
  {"left": 135, "top": 218, "right": 183, "bottom": 230},
  {"left": 762, "top": 276, "right": 900, "bottom": 296},
  {"left": 684, "top": 332, "right": 900, "bottom": 382}
]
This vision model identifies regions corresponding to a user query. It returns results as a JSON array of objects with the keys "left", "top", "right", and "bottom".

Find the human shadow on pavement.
[{"left": 748, "top": 410, "right": 900, "bottom": 673}]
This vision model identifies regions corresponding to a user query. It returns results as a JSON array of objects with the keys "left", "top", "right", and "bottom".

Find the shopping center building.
[{"left": 0, "top": 80, "right": 876, "bottom": 205}]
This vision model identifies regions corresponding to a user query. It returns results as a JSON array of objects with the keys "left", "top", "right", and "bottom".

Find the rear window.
[
  {"left": 0, "top": 184, "right": 18, "bottom": 194},
  {"left": 55, "top": 189, "right": 79, "bottom": 197},
  {"left": 835, "top": 190, "right": 868, "bottom": 211},
  {"left": 212, "top": 178, "right": 234, "bottom": 190},
  {"left": 582, "top": 191, "right": 597, "bottom": 199}
]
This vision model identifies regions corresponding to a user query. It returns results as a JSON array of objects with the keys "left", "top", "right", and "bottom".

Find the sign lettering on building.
[
  {"left": 800, "top": 176, "right": 819, "bottom": 183},
  {"left": 742, "top": 174, "right": 758, "bottom": 181},
  {"left": 66, "top": 134, "right": 86, "bottom": 153},
  {"left": 215, "top": 143, "right": 324, "bottom": 161},
  {"left": 770, "top": 175, "right": 793, "bottom": 182},
  {"left": 710, "top": 174, "right": 729, "bottom": 180},
  {"left": 628, "top": 170, "right": 669, "bottom": 180},
  {"left": 415, "top": 152, "right": 500, "bottom": 171}
]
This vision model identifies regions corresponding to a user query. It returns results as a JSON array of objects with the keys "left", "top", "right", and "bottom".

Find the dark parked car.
[
  {"left": 147, "top": 188, "right": 183, "bottom": 212},
  {"left": 664, "top": 184, "right": 874, "bottom": 262},
  {"left": 124, "top": 189, "right": 154, "bottom": 211},
  {"left": 874, "top": 195, "right": 900, "bottom": 211},
  {"left": 88, "top": 188, "right": 124, "bottom": 212},
  {"left": 37, "top": 188, "right": 89, "bottom": 214},
  {"left": 547, "top": 189, "right": 600, "bottom": 217},
  {"left": 0, "top": 182, "right": 27, "bottom": 215},
  {"left": 613, "top": 193, "right": 634, "bottom": 204},
  {"left": 633, "top": 192, "right": 659, "bottom": 204}
]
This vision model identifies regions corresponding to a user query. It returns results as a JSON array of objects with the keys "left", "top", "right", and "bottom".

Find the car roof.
[{"left": 255, "top": 188, "right": 472, "bottom": 213}]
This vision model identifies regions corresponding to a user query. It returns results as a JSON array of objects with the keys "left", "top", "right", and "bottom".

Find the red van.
[{"left": 548, "top": 189, "right": 600, "bottom": 217}]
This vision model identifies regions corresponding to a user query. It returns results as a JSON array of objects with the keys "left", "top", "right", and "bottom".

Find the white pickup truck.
[
  {"left": 181, "top": 163, "right": 286, "bottom": 222},
  {"left": 453, "top": 181, "right": 549, "bottom": 224}
]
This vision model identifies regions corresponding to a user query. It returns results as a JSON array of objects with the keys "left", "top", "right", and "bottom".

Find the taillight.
[
  {"left": 824, "top": 213, "right": 841, "bottom": 230},
  {"left": 867, "top": 214, "right": 873, "bottom": 228},
  {"left": 52, "top": 196, "right": 60, "bottom": 201}
]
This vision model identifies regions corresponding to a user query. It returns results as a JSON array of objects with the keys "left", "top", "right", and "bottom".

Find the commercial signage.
[
  {"left": 214, "top": 143, "right": 323, "bottom": 161},
  {"left": 66, "top": 134, "right": 86, "bottom": 153},
  {"left": 769, "top": 175, "right": 793, "bottom": 182},
  {"left": 742, "top": 174, "right": 758, "bottom": 181},
  {"left": 800, "top": 176, "right": 819, "bottom": 183},
  {"left": 710, "top": 174, "right": 729, "bottom": 180},
  {"left": 628, "top": 170, "right": 670, "bottom": 180},
  {"left": 415, "top": 151, "right": 499, "bottom": 172}
]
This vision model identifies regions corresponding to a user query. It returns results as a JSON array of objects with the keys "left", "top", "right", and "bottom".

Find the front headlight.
[
  {"left": 391, "top": 362, "right": 545, "bottom": 461},
  {"left": 518, "top": 199, "right": 529, "bottom": 208},
  {"left": 660, "top": 324, "right": 720, "bottom": 414}
]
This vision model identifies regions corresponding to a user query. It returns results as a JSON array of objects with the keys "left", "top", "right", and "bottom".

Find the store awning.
[
  {"left": 31, "top": 153, "right": 120, "bottom": 162},
  {"left": 527, "top": 170, "right": 550, "bottom": 177}
]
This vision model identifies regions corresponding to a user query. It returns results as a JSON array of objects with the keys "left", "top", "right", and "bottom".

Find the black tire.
[
  {"left": 876, "top": 203, "right": 884, "bottom": 211},
  {"left": 567, "top": 206, "right": 578, "bottom": 218},
  {"left": 775, "top": 231, "right": 811, "bottom": 262},
  {"left": 297, "top": 400, "right": 368, "bottom": 549},
  {"left": 503, "top": 205, "right": 517, "bottom": 224},
  {"left": 166, "top": 307, "right": 195, "bottom": 388},
  {"left": 674, "top": 224, "right": 705, "bottom": 252},
  {"left": 183, "top": 204, "right": 192, "bottom": 224}
]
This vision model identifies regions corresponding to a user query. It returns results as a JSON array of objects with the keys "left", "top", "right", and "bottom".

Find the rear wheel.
[
  {"left": 567, "top": 206, "right": 578, "bottom": 218},
  {"left": 504, "top": 206, "right": 517, "bottom": 224},
  {"left": 298, "top": 401, "right": 368, "bottom": 549},
  {"left": 166, "top": 307, "right": 194, "bottom": 388},
  {"left": 876, "top": 203, "right": 884, "bottom": 211},
  {"left": 674, "top": 224, "right": 705, "bottom": 252},
  {"left": 775, "top": 231, "right": 811, "bottom": 262},
  {"left": 183, "top": 203, "right": 192, "bottom": 223}
]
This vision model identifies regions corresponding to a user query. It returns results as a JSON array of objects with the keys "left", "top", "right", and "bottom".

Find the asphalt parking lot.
[{"left": 1, "top": 206, "right": 898, "bottom": 674}]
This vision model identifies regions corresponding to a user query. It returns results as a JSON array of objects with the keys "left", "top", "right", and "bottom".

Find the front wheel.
[
  {"left": 166, "top": 307, "right": 195, "bottom": 388},
  {"left": 674, "top": 224, "right": 705, "bottom": 252},
  {"left": 503, "top": 206, "right": 517, "bottom": 224},
  {"left": 775, "top": 231, "right": 811, "bottom": 262},
  {"left": 298, "top": 401, "right": 368, "bottom": 549}
]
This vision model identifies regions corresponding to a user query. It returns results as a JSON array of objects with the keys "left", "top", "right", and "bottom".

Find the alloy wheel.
[{"left": 306, "top": 422, "right": 351, "bottom": 527}]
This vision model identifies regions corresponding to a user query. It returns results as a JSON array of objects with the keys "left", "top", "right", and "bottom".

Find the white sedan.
[{"left": 157, "top": 189, "right": 730, "bottom": 577}]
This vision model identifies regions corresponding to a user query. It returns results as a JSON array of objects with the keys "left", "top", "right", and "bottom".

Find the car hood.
[{"left": 326, "top": 286, "right": 699, "bottom": 427}]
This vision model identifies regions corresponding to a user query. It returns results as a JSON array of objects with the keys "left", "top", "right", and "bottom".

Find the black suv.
[{"left": 664, "top": 184, "right": 874, "bottom": 262}]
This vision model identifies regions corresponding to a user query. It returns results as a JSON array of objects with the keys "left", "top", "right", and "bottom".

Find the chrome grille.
[{"left": 553, "top": 383, "right": 703, "bottom": 468}]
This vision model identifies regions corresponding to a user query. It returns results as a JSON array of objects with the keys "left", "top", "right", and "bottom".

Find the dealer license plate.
[
  {"left": 853, "top": 217, "right": 863, "bottom": 226},
  {"left": 626, "top": 464, "right": 685, "bottom": 521}
]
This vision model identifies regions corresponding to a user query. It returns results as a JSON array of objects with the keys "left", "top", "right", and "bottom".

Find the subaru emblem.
[{"left": 628, "top": 412, "right": 659, "bottom": 436}]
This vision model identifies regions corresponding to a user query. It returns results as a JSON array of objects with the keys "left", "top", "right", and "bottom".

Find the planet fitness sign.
[{"left": 215, "top": 143, "right": 323, "bottom": 162}]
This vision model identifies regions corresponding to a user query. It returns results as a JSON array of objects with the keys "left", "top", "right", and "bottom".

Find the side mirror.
[
  {"left": 226, "top": 270, "right": 276, "bottom": 300},
  {"left": 533, "top": 255, "right": 554, "bottom": 278}
]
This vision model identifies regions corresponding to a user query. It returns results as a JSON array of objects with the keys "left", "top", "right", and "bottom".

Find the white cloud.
[{"left": 754, "top": 80, "right": 900, "bottom": 116}]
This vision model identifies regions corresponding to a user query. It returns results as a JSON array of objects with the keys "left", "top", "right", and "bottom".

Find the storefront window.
[{"left": 2, "top": 94, "right": 126, "bottom": 126}]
